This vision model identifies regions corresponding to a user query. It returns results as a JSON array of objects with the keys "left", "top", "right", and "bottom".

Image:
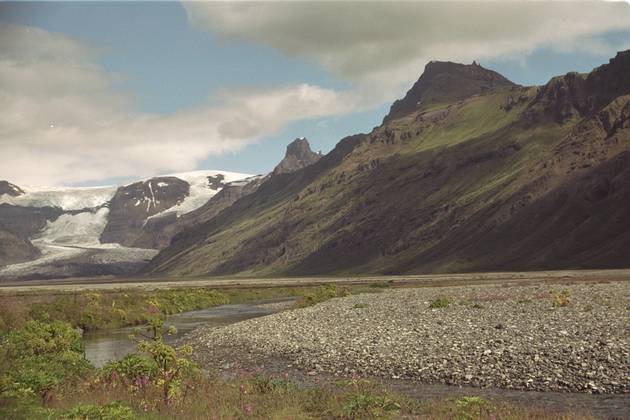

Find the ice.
[
  {"left": 0, "top": 185, "right": 116, "bottom": 211},
  {"left": 147, "top": 170, "right": 252, "bottom": 219}
]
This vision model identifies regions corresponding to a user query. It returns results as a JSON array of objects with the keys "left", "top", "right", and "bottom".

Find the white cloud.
[
  {"left": 184, "top": 1, "right": 630, "bottom": 101},
  {"left": 0, "top": 23, "right": 361, "bottom": 186}
]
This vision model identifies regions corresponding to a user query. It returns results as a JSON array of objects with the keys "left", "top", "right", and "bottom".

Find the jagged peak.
[
  {"left": 273, "top": 138, "right": 322, "bottom": 175},
  {"left": 528, "top": 49, "right": 630, "bottom": 123},
  {"left": 0, "top": 180, "right": 24, "bottom": 197},
  {"left": 384, "top": 60, "right": 515, "bottom": 123}
]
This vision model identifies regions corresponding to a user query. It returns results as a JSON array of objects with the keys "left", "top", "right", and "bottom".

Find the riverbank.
[
  {"left": 189, "top": 281, "right": 629, "bottom": 395},
  {"left": 0, "top": 284, "right": 354, "bottom": 333}
]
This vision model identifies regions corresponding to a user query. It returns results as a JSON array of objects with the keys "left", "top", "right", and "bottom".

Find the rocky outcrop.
[
  {"left": 385, "top": 60, "right": 515, "bottom": 122},
  {"left": 134, "top": 175, "right": 266, "bottom": 249},
  {"left": 528, "top": 50, "right": 630, "bottom": 123},
  {"left": 273, "top": 138, "right": 322, "bottom": 175},
  {"left": 0, "top": 181, "right": 24, "bottom": 197},
  {"left": 100, "top": 177, "right": 190, "bottom": 247},
  {"left": 0, "top": 204, "right": 62, "bottom": 239},
  {"left": 0, "top": 222, "right": 39, "bottom": 267}
]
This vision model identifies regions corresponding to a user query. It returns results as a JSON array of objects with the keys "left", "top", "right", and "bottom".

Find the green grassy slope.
[{"left": 147, "top": 52, "right": 630, "bottom": 277}]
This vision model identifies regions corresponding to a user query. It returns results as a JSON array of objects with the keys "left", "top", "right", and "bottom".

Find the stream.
[{"left": 83, "top": 297, "right": 296, "bottom": 367}]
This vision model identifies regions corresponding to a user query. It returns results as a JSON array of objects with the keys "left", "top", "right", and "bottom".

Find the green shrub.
[
  {"left": 552, "top": 289, "right": 571, "bottom": 307},
  {"left": 429, "top": 297, "right": 450, "bottom": 309},
  {"left": 101, "top": 353, "right": 157, "bottom": 383},
  {"left": 296, "top": 285, "right": 348, "bottom": 307},
  {"left": 353, "top": 303, "right": 369, "bottom": 309},
  {"left": 0, "top": 321, "right": 91, "bottom": 401}
]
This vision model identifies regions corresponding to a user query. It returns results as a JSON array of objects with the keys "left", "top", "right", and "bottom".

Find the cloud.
[
  {"left": 0, "top": 24, "right": 361, "bottom": 186},
  {"left": 184, "top": 1, "right": 630, "bottom": 100}
]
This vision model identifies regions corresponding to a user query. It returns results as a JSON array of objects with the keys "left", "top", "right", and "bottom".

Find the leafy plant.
[
  {"left": 429, "top": 297, "right": 450, "bottom": 309},
  {"left": 551, "top": 289, "right": 571, "bottom": 307},
  {"left": 296, "top": 285, "right": 349, "bottom": 307},
  {"left": 0, "top": 321, "right": 91, "bottom": 402}
]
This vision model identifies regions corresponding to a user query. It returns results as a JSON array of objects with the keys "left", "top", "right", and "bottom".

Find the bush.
[
  {"left": 429, "top": 297, "right": 450, "bottom": 309},
  {"left": 0, "top": 321, "right": 91, "bottom": 401},
  {"left": 552, "top": 289, "right": 571, "bottom": 307},
  {"left": 296, "top": 285, "right": 349, "bottom": 307},
  {"left": 101, "top": 353, "right": 157, "bottom": 384}
]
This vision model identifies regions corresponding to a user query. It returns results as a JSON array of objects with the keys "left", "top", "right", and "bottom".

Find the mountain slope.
[
  {"left": 148, "top": 52, "right": 630, "bottom": 277},
  {"left": 0, "top": 222, "right": 39, "bottom": 267},
  {"left": 0, "top": 170, "right": 251, "bottom": 279}
]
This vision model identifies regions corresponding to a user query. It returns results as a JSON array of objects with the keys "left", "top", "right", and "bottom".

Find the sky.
[{"left": 1, "top": 1, "right": 630, "bottom": 187}]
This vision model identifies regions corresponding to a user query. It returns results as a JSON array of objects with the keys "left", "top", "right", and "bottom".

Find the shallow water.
[{"left": 83, "top": 297, "right": 295, "bottom": 367}]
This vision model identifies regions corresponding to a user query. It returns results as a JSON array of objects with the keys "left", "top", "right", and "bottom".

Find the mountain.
[
  {"left": 273, "top": 138, "right": 322, "bottom": 175},
  {"left": 147, "top": 52, "right": 630, "bottom": 277},
  {"left": 134, "top": 140, "right": 320, "bottom": 249},
  {"left": 0, "top": 170, "right": 251, "bottom": 279},
  {"left": 0, "top": 222, "right": 39, "bottom": 267}
]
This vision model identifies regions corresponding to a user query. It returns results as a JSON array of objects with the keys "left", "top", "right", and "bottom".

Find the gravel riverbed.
[{"left": 190, "top": 282, "right": 629, "bottom": 394}]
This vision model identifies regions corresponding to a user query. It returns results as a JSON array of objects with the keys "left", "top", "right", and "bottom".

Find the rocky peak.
[
  {"left": 529, "top": 49, "right": 630, "bottom": 123},
  {"left": 0, "top": 181, "right": 24, "bottom": 197},
  {"left": 273, "top": 138, "right": 322, "bottom": 175},
  {"left": 385, "top": 60, "right": 515, "bottom": 122},
  {"left": 100, "top": 176, "right": 190, "bottom": 246}
]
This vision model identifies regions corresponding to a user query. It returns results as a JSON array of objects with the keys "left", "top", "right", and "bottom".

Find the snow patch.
[
  {"left": 36, "top": 208, "right": 110, "bottom": 245},
  {"left": 148, "top": 170, "right": 252, "bottom": 219}
]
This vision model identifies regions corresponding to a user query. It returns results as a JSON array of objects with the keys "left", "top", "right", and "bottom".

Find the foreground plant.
[{"left": 0, "top": 320, "right": 91, "bottom": 404}]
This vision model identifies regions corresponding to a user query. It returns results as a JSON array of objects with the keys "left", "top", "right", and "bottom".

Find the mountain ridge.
[{"left": 147, "top": 50, "right": 630, "bottom": 277}]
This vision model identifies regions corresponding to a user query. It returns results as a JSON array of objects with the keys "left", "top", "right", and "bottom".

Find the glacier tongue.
[
  {"left": 0, "top": 185, "right": 117, "bottom": 211},
  {"left": 36, "top": 208, "right": 110, "bottom": 245}
]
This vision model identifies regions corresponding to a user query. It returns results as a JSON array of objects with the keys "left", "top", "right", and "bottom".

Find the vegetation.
[
  {"left": 0, "top": 284, "right": 379, "bottom": 334},
  {"left": 551, "top": 289, "right": 571, "bottom": 308},
  {"left": 294, "top": 284, "right": 350, "bottom": 308},
  {"left": 0, "top": 286, "right": 596, "bottom": 419},
  {"left": 429, "top": 297, "right": 451, "bottom": 309}
]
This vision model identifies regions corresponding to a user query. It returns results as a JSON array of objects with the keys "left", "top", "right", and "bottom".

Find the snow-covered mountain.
[{"left": 0, "top": 170, "right": 252, "bottom": 279}]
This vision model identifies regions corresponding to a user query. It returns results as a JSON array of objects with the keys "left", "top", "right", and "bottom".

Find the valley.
[{"left": 1, "top": 48, "right": 629, "bottom": 419}]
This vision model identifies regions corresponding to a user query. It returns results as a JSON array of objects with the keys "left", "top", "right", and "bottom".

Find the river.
[{"left": 83, "top": 297, "right": 295, "bottom": 367}]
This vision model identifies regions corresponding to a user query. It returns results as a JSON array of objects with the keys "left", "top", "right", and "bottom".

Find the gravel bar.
[{"left": 191, "top": 282, "right": 629, "bottom": 394}]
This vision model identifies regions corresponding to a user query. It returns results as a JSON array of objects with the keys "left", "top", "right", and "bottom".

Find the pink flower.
[{"left": 244, "top": 404, "right": 253, "bottom": 416}]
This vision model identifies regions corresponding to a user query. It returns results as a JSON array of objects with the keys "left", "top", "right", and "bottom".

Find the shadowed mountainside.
[{"left": 147, "top": 52, "right": 630, "bottom": 277}]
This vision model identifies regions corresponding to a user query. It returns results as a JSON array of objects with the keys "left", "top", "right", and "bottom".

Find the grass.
[
  {"left": 0, "top": 285, "right": 600, "bottom": 419},
  {"left": 0, "top": 284, "right": 384, "bottom": 334}
]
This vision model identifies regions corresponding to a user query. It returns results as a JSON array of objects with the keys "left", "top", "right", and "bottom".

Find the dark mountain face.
[
  {"left": 528, "top": 50, "right": 630, "bottom": 123},
  {"left": 0, "top": 181, "right": 24, "bottom": 197},
  {"left": 273, "top": 138, "right": 322, "bottom": 175},
  {"left": 100, "top": 177, "right": 190, "bottom": 247},
  {"left": 0, "top": 222, "right": 39, "bottom": 267},
  {"left": 385, "top": 61, "right": 515, "bottom": 123},
  {"left": 148, "top": 50, "right": 630, "bottom": 277},
  {"left": 134, "top": 175, "right": 265, "bottom": 249},
  {"left": 0, "top": 204, "right": 62, "bottom": 240}
]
